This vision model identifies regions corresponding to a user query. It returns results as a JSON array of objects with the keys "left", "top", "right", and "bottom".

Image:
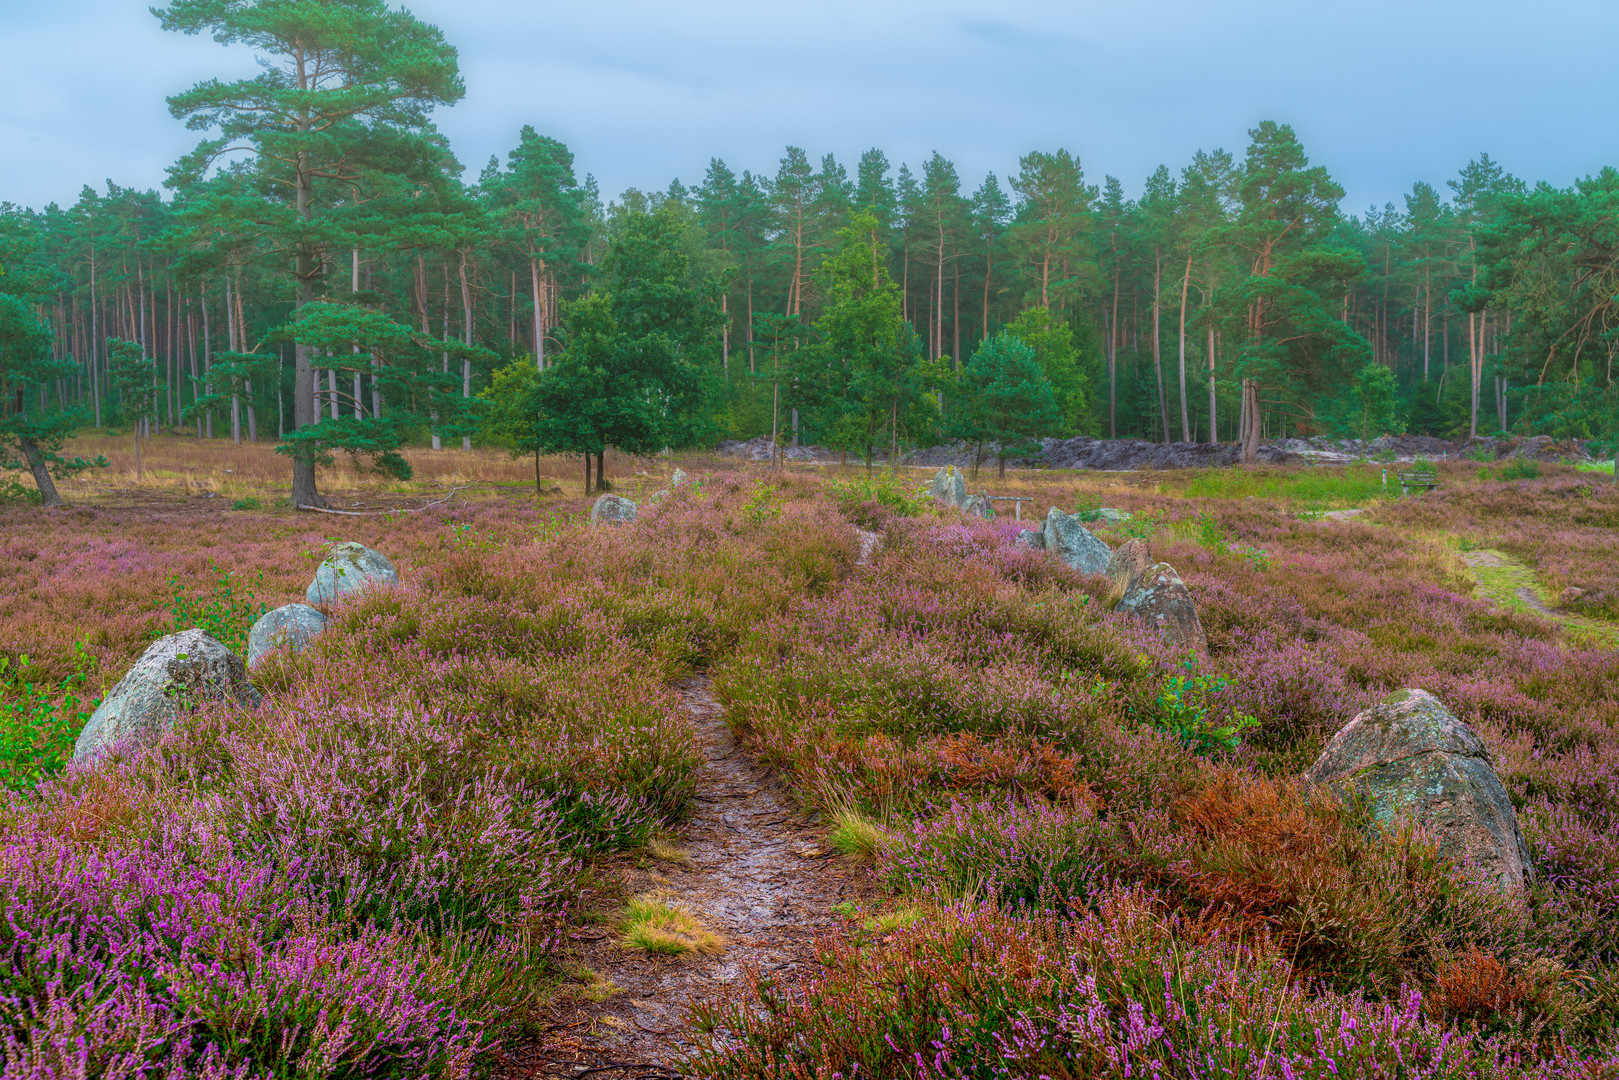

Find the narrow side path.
[
  {"left": 515, "top": 676, "right": 871, "bottom": 1078},
  {"left": 1461, "top": 548, "right": 1619, "bottom": 645}
]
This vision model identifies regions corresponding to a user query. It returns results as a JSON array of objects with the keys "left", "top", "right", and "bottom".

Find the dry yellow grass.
[
  {"left": 620, "top": 891, "right": 725, "bottom": 957},
  {"left": 48, "top": 434, "right": 697, "bottom": 505}
]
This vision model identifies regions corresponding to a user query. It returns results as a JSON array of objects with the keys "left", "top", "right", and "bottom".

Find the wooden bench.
[
  {"left": 988, "top": 495, "right": 1035, "bottom": 521},
  {"left": 1398, "top": 472, "right": 1439, "bottom": 496}
]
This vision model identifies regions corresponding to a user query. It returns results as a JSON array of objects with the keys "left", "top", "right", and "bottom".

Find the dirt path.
[
  {"left": 514, "top": 678, "right": 867, "bottom": 1076},
  {"left": 511, "top": 533, "right": 882, "bottom": 1077}
]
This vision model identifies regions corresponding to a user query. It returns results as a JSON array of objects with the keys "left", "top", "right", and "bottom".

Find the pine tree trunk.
[
  {"left": 1207, "top": 325, "right": 1218, "bottom": 444},
  {"left": 1241, "top": 380, "right": 1261, "bottom": 465},
  {"left": 20, "top": 437, "right": 65, "bottom": 507},
  {"left": 1177, "top": 250, "right": 1192, "bottom": 443},
  {"left": 537, "top": 255, "right": 550, "bottom": 369},
  {"left": 1468, "top": 310, "right": 1480, "bottom": 440},
  {"left": 291, "top": 146, "right": 322, "bottom": 508},
  {"left": 1109, "top": 248, "right": 1120, "bottom": 438},
  {"left": 1152, "top": 251, "right": 1169, "bottom": 444},
  {"left": 460, "top": 250, "right": 474, "bottom": 451}
]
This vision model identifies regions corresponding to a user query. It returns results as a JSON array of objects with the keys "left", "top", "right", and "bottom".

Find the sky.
[{"left": 1, "top": 0, "right": 1613, "bottom": 216}]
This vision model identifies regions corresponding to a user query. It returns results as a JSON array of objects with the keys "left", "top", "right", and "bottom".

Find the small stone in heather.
[
  {"left": 1015, "top": 529, "right": 1045, "bottom": 550},
  {"left": 73, "top": 629, "right": 256, "bottom": 761},
  {"left": 671, "top": 468, "right": 689, "bottom": 487},
  {"left": 1304, "top": 689, "right": 1534, "bottom": 892},
  {"left": 1560, "top": 586, "right": 1586, "bottom": 606},
  {"left": 591, "top": 494, "right": 638, "bottom": 526},
  {"left": 1042, "top": 508, "right": 1112, "bottom": 574},
  {"left": 961, "top": 493, "right": 995, "bottom": 519},
  {"left": 1091, "top": 508, "right": 1132, "bottom": 523},
  {"left": 1118, "top": 562, "right": 1207, "bottom": 651},
  {"left": 305, "top": 542, "right": 398, "bottom": 607},
  {"left": 246, "top": 603, "right": 326, "bottom": 669},
  {"left": 1106, "top": 538, "right": 1153, "bottom": 597},
  {"left": 928, "top": 466, "right": 967, "bottom": 508}
]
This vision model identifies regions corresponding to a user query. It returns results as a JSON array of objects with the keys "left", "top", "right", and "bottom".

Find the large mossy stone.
[
  {"left": 590, "top": 494, "right": 639, "bottom": 525},
  {"left": 1042, "top": 508, "right": 1111, "bottom": 574},
  {"left": 246, "top": 603, "right": 327, "bottom": 669},
  {"left": 1106, "top": 538, "right": 1153, "bottom": 598},
  {"left": 1117, "top": 561, "right": 1206, "bottom": 651},
  {"left": 305, "top": 542, "right": 398, "bottom": 607},
  {"left": 1304, "top": 689, "right": 1534, "bottom": 892},
  {"left": 928, "top": 466, "right": 966, "bottom": 508},
  {"left": 73, "top": 629, "right": 256, "bottom": 761}
]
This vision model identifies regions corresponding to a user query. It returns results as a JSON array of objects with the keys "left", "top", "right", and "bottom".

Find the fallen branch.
[{"left": 296, "top": 485, "right": 467, "bottom": 516}]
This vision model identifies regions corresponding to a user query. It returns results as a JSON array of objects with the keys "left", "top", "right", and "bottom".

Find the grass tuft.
[
  {"left": 643, "top": 831, "right": 694, "bottom": 867},
  {"left": 621, "top": 892, "right": 726, "bottom": 957},
  {"left": 826, "top": 804, "right": 891, "bottom": 864}
]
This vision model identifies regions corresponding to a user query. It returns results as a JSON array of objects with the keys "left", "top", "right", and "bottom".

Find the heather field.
[{"left": 2, "top": 445, "right": 1619, "bottom": 1078}]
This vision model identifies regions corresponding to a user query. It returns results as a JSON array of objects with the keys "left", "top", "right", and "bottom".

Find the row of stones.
[
  {"left": 928, "top": 466, "right": 1205, "bottom": 651},
  {"left": 926, "top": 466, "right": 1532, "bottom": 893},
  {"left": 73, "top": 542, "right": 398, "bottom": 761}
]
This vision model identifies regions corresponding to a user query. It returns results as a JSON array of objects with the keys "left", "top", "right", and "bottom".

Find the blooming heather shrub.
[
  {"left": 881, "top": 796, "right": 1118, "bottom": 908},
  {"left": 0, "top": 830, "right": 483, "bottom": 1078},
  {"left": 687, "top": 891, "right": 1565, "bottom": 1080},
  {"left": 0, "top": 475, "right": 865, "bottom": 1073},
  {"left": 715, "top": 516, "right": 1196, "bottom": 817}
]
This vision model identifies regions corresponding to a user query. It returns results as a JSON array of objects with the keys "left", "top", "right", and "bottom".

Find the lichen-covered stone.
[
  {"left": 1090, "top": 508, "right": 1132, "bottom": 523},
  {"left": 246, "top": 603, "right": 326, "bottom": 669},
  {"left": 1015, "top": 529, "right": 1045, "bottom": 550},
  {"left": 928, "top": 466, "right": 967, "bottom": 508},
  {"left": 1106, "top": 538, "right": 1153, "bottom": 597},
  {"left": 671, "top": 468, "right": 689, "bottom": 487},
  {"left": 73, "top": 630, "right": 256, "bottom": 761},
  {"left": 1118, "top": 562, "right": 1206, "bottom": 651},
  {"left": 1042, "top": 508, "right": 1112, "bottom": 574},
  {"left": 1303, "top": 689, "right": 1534, "bottom": 892},
  {"left": 305, "top": 542, "right": 398, "bottom": 607},
  {"left": 961, "top": 493, "right": 995, "bottom": 519},
  {"left": 590, "top": 494, "right": 638, "bottom": 526}
]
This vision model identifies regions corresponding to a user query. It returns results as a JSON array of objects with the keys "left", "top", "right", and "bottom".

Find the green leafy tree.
[
  {"left": 1002, "top": 307, "right": 1092, "bottom": 435},
  {"left": 1325, "top": 361, "right": 1402, "bottom": 440},
  {"left": 797, "top": 213, "right": 933, "bottom": 471},
  {"left": 0, "top": 295, "right": 102, "bottom": 507},
  {"left": 479, "top": 359, "right": 549, "bottom": 492},
  {"left": 1217, "top": 122, "right": 1370, "bottom": 452},
  {"left": 950, "top": 332, "right": 1062, "bottom": 478},
  {"left": 483, "top": 126, "right": 586, "bottom": 369},
  {"left": 1010, "top": 150, "right": 1094, "bottom": 311},
  {"left": 107, "top": 338, "right": 159, "bottom": 479},
  {"left": 532, "top": 207, "right": 716, "bottom": 492},
  {"left": 156, "top": 0, "right": 464, "bottom": 508}
]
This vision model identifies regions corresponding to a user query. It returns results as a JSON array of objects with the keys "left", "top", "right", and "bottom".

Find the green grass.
[
  {"left": 1182, "top": 464, "right": 1396, "bottom": 507},
  {"left": 1577, "top": 459, "right": 1616, "bottom": 476}
]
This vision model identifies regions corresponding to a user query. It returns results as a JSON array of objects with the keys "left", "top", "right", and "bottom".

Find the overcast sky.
[{"left": 2, "top": 0, "right": 1613, "bottom": 216}]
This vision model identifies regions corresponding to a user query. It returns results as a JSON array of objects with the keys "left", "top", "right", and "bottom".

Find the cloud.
[{"left": 0, "top": 0, "right": 1610, "bottom": 214}]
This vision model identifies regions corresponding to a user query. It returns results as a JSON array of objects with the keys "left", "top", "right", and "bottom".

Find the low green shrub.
[
  {"left": 167, "top": 561, "right": 268, "bottom": 656},
  {"left": 0, "top": 642, "right": 98, "bottom": 789}
]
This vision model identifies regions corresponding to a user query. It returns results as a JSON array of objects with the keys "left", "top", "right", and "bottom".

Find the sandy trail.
[{"left": 511, "top": 530, "right": 882, "bottom": 1078}]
